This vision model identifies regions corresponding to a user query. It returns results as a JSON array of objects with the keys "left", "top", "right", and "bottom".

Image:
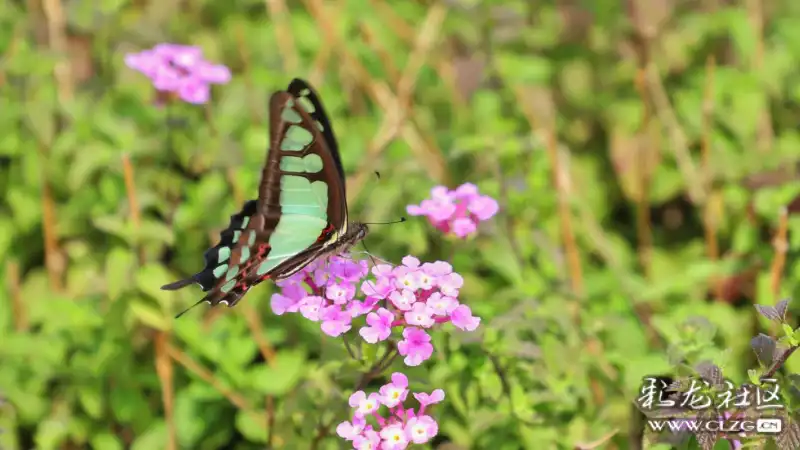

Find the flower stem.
[
  {"left": 343, "top": 334, "right": 361, "bottom": 362},
  {"left": 355, "top": 340, "right": 398, "bottom": 390}
]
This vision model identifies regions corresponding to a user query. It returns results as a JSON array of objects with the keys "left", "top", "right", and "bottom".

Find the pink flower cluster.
[
  {"left": 406, "top": 183, "right": 499, "bottom": 238},
  {"left": 270, "top": 255, "right": 480, "bottom": 366},
  {"left": 124, "top": 43, "right": 231, "bottom": 104},
  {"left": 337, "top": 372, "right": 444, "bottom": 449}
]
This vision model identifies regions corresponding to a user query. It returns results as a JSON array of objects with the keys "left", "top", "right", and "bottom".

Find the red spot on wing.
[{"left": 316, "top": 224, "right": 335, "bottom": 243}]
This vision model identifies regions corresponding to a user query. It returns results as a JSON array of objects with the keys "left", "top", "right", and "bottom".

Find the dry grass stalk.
[
  {"left": 6, "top": 260, "right": 27, "bottom": 331},
  {"left": 41, "top": 0, "right": 73, "bottom": 103},
  {"left": 302, "top": 0, "right": 448, "bottom": 198},
  {"left": 122, "top": 153, "right": 145, "bottom": 264},
  {"left": 264, "top": 0, "right": 299, "bottom": 72},
  {"left": 643, "top": 63, "right": 705, "bottom": 204},
  {"left": 155, "top": 332, "right": 177, "bottom": 450}
]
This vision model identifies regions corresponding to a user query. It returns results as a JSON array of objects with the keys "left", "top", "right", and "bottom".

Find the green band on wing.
[
  {"left": 217, "top": 247, "right": 231, "bottom": 263},
  {"left": 280, "top": 154, "right": 324, "bottom": 173},
  {"left": 298, "top": 96, "right": 316, "bottom": 114},
  {"left": 256, "top": 214, "right": 326, "bottom": 276},
  {"left": 281, "top": 107, "right": 303, "bottom": 124},
  {"left": 213, "top": 264, "right": 227, "bottom": 278},
  {"left": 221, "top": 279, "right": 236, "bottom": 293},
  {"left": 281, "top": 125, "right": 314, "bottom": 151},
  {"left": 226, "top": 266, "right": 239, "bottom": 281},
  {"left": 280, "top": 175, "right": 328, "bottom": 221}
]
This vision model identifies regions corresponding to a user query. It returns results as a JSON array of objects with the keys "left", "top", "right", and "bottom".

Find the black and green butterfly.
[{"left": 163, "top": 79, "right": 369, "bottom": 314}]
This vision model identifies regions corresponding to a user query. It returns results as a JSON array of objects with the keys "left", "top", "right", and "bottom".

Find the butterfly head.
[{"left": 348, "top": 222, "right": 369, "bottom": 245}]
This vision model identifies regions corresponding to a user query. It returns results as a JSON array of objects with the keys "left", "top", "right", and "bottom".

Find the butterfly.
[{"left": 162, "top": 78, "right": 369, "bottom": 315}]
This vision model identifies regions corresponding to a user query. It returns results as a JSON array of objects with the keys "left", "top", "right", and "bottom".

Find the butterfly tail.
[
  {"left": 161, "top": 276, "right": 199, "bottom": 291},
  {"left": 174, "top": 294, "right": 212, "bottom": 319}
]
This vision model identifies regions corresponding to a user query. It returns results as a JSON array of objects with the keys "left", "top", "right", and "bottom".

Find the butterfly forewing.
[{"left": 162, "top": 79, "right": 351, "bottom": 311}]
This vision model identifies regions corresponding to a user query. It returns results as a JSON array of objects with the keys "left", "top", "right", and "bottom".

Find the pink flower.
[
  {"left": 361, "top": 278, "right": 394, "bottom": 299},
  {"left": 326, "top": 282, "right": 356, "bottom": 304},
  {"left": 336, "top": 415, "right": 366, "bottom": 440},
  {"left": 349, "top": 391, "right": 381, "bottom": 417},
  {"left": 427, "top": 293, "right": 458, "bottom": 316},
  {"left": 389, "top": 290, "right": 416, "bottom": 311},
  {"left": 359, "top": 308, "right": 394, "bottom": 343},
  {"left": 270, "top": 293, "right": 301, "bottom": 315},
  {"left": 422, "top": 261, "right": 452, "bottom": 277},
  {"left": 437, "top": 272, "right": 464, "bottom": 297},
  {"left": 404, "top": 303, "right": 435, "bottom": 328},
  {"left": 406, "top": 182, "right": 499, "bottom": 239},
  {"left": 124, "top": 43, "right": 231, "bottom": 105},
  {"left": 452, "top": 217, "right": 477, "bottom": 238},
  {"left": 397, "top": 328, "right": 434, "bottom": 366},
  {"left": 413, "top": 389, "right": 445, "bottom": 407},
  {"left": 450, "top": 305, "right": 481, "bottom": 331},
  {"left": 299, "top": 296, "right": 325, "bottom": 321},
  {"left": 405, "top": 415, "right": 438, "bottom": 444},
  {"left": 468, "top": 195, "right": 500, "bottom": 220},
  {"left": 320, "top": 306, "right": 352, "bottom": 337},
  {"left": 380, "top": 424, "right": 409, "bottom": 449},
  {"left": 353, "top": 430, "right": 381, "bottom": 450},
  {"left": 269, "top": 254, "right": 480, "bottom": 367},
  {"left": 347, "top": 296, "right": 379, "bottom": 318},
  {"left": 378, "top": 372, "right": 409, "bottom": 408},
  {"left": 338, "top": 373, "right": 444, "bottom": 449}
]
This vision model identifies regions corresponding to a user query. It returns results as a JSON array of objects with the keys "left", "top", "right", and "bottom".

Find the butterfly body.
[{"left": 163, "top": 79, "right": 368, "bottom": 314}]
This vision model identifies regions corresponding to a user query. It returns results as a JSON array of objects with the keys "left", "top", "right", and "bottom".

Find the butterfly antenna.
[
  {"left": 174, "top": 297, "right": 209, "bottom": 319},
  {"left": 363, "top": 217, "right": 407, "bottom": 226}
]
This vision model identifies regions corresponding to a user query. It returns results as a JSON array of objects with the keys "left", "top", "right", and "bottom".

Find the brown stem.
[
  {"left": 264, "top": 0, "right": 298, "bottom": 72},
  {"left": 302, "top": 0, "right": 449, "bottom": 198},
  {"left": 6, "top": 260, "right": 26, "bottom": 331},
  {"left": 266, "top": 395, "right": 275, "bottom": 448},
  {"left": 700, "top": 55, "right": 722, "bottom": 300},
  {"left": 166, "top": 343, "right": 252, "bottom": 411},
  {"left": 233, "top": 23, "right": 260, "bottom": 125},
  {"left": 761, "top": 345, "right": 799, "bottom": 380},
  {"left": 355, "top": 341, "right": 398, "bottom": 391},
  {"left": 41, "top": 174, "right": 63, "bottom": 292},
  {"left": 41, "top": 0, "right": 73, "bottom": 104},
  {"left": 154, "top": 333, "right": 177, "bottom": 450},
  {"left": 633, "top": 68, "right": 654, "bottom": 279},
  {"left": 121, "top": 153, "right": 144, "bottom": 264},
  {"left": 769, "top": 207, "right": 789, "bottom": 300}
]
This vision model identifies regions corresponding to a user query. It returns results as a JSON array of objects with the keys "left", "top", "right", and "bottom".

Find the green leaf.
[
  {"left": 128, "top": 297, "right": 170, "bottom": 331},
  {"left": 235, "top": 410, "right": 267, "bottom": 443},
  {"left": 496, "top": 52, "right": 553, "bottom": 85},
  {"left": 67, "top": 144, "right": 114, "bottom": 191},
  {"left": 174, "top": 390, "right": 206, "bottom": 448},
  {"left": 90, "top": 432, "right": 124, "bottom": 450},
  {"left": 110, "top": 385, "right": 152, "bottom": 425},
  {"left": 130, "top": 421, "right": 167, "bottom": 450},
  {"left": 250, "top": 348, "right": 308, "bottom": 396},
  {"left": 78, "top": 385, "right": 103, "bottom": 419},
  {"left": 105, "top": 247, "right": 135, "bottom": 301},
  {"left": 135, "top": 263, "right": 174, "bottom": 307},
  {"left": 24, "top": 96, "right": 55, "bottom": 146},
  {"left": 34, "top": 418, "right": 69, "bottom": 450}
]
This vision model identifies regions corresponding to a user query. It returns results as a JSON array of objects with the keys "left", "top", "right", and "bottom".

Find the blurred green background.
[{"left": 2, "top": 0, "right": 800, "bottom": 449}]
